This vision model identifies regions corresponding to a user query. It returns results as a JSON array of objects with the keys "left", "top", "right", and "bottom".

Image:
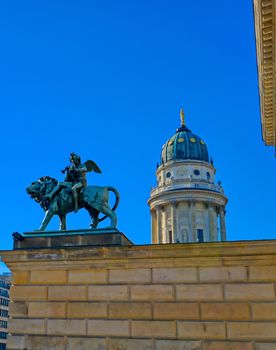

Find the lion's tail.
[{"left": 98, "top": 186, "right": 120, "bottom": 223}]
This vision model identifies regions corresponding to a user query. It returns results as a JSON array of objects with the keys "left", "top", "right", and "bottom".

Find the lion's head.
[{"left": 26, "top": 176, "right": 57, "bottom": 200}]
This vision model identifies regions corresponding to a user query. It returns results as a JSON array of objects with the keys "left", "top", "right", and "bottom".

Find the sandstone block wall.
[{"left": 2, "top": 240, "right": 276, "bottom": 350}]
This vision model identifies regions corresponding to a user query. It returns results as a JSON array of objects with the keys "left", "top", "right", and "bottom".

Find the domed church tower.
[{"left": 148, "top": 109, "right": 228, "bottom": 244}]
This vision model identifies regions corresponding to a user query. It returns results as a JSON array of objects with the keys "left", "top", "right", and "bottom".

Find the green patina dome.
[{"left": 161, "top": 124, "right": 209, "bottom": 164}]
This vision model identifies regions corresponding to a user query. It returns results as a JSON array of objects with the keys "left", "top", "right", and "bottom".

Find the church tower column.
[
  {"left": 171, "top": 201, "right": 177, "bottom": 243},
  {"left": 150, "top": 209, "right": 157, "bottom": 244},
  {"left": 188, "top": 201, "right": 196, "bottom": 241},
  {"left": 204, "top": 203, "right": 211, "bottom": 241},
  {"left": 156, "top": 206, "right": 163, "bottom": 243},
  {"left": 220, "top": 206, "right": 227, "bottom": 241},
  {"left": 155, "top": 206, "right": 160, "bottom": 243},
  {"left": 208, "top": 205, "right": 215, "bottom": 241},
  {"left": 164, "top": 205, "right": 169, "bottom": 243}
]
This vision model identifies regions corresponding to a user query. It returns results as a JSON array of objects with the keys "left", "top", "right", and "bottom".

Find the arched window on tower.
[
  {"left": 181, "top": 228, "right": 189, "bottom": 243},
  {"left": 197, "top": 229, "right": 204, "bottom": 243},
  {"left": 169, "top": 230, "right": 173, "bottom": 243}
]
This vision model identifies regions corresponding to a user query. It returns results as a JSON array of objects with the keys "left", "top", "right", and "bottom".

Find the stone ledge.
[
  {"left": 2, "top": 240, "right": 276, "bottom": 273},
  {"left": 2, "top": 239, "right": 276, "bottom": 263}
]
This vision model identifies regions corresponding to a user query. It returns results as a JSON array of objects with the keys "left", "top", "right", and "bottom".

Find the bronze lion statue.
[{"left": 26, "top": 176, "right": 119, "bottom": 231}]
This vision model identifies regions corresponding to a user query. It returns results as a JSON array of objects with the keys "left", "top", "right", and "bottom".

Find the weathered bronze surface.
[{"left": 26, "top": 153, "right": 119, "bottom": 231}]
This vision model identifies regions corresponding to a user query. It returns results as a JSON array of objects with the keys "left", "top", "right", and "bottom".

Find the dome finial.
[{"left": 180, "top": 108, "right": 185, "bottom": 126}]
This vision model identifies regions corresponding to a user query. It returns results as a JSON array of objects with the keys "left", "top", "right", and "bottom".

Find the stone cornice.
[
  {"left": 2, "top": 240, "right": 276, "bottom": 270},
  {"left": 148, "top": 187, "right": 228, "bottom": 208},
  {"left": 157, "top": 159, "right": 215, "bottom": 175},
  {"left": 254, "top": 0, "right": 275, "bottom": 145}
]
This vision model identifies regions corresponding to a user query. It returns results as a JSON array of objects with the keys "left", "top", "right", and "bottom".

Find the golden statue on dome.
[{"left": 180, "top": 108, "right": 185, "bottom": 126}]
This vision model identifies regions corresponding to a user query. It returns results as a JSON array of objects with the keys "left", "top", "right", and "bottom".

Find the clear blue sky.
[{"left": 0, "top": 0, "right": 275, "bottom": 272}]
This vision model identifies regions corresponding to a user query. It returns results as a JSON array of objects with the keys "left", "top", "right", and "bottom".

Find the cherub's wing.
[{"left": 85, "top": 160, "right": 102, "bottom": 173}]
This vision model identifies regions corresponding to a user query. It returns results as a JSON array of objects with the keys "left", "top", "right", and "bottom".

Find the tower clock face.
[{"left": 166, "top": 172, "right": 171, "bottom": 178}]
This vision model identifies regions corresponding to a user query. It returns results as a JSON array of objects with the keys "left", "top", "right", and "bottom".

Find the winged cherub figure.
[{"left": 44, "top": 153, "right": 102, "bottom": 212}]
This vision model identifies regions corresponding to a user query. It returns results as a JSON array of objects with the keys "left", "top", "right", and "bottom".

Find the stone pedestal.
[{"left": 12, "top": 228, "right": 133, "bottom": 250}]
